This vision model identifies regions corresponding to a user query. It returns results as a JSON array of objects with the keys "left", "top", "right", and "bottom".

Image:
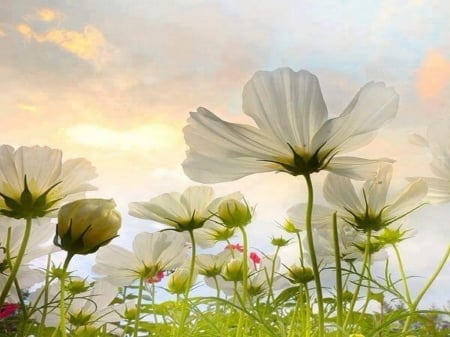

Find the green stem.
[
  {"left": 392, "top": 243, "right": 413, "bottom": 306},
  {"left": 236, "top": 226, "right": 249, "bottom": 337},
  {"left": 303, "top": 174, "right": 324, "bottom": 337},
  {"left": 295, "top": 231, "right": 305, "bottom": 267},
  {"left": 332, "top": 212, "right": 343, "bottom": 336},
  {"left": 177, "top": 229, "right": 197, "bottom": 336},
  {"left": 287, "top": 286, "right": 303, "bottom": 337},
  {"left": 402, "top": 244, "right": 449, "bottom": 333},
  {"left": 344, "top": 230, "right": 371, "bottom": 330},
  {"left": 134, "top": 276, "right": 145, "bottom": 337},
  {"left": 0, "top": 217, "right": 33, "bottom": 306},
  {"left": 52, "top": 252, "right": 74, "bottom": 337}
]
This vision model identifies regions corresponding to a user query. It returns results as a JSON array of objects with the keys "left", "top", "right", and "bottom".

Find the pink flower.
[
  {"left": 0, "top": 303, "right": 19, "bottom": 319},
  {"left": 225, "top": 243, "right": 243, "bottom": 252},
  {"left": 249, "top": 252, "right": 261, "bottom": 268}
]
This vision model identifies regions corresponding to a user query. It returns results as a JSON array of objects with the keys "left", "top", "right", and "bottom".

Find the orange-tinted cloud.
[
  {"left": 16, "top": 23, "right": 106, "bottom": 63},
  {"left": 36, "top": 8, "right": 61, "bottom": 22},
  {"left": 416, "top": 49, "right": 450, "bottom": 98},
  {"left": 0, "top": 29, "right": 5, "bottom": 37}
]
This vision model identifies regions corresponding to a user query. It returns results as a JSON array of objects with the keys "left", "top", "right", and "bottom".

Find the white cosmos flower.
[
  {"left": 92, "top": 231, "right": 188, "bottom": 286},
  {"left": 323, "top": 164, "right": 427, "bottom": 232},
  {"left": 128, "top": 185, "right": 242, "bottom": 233},
  {"left": 0, "top": 145, "right": 97, "bottom": 219},
  {"left": 183, "top": 68, "right": 399, "bottom": 183},
  {"left": 0, "top": 219, "right": 56, "bottom": 302},
  {"left": 410, "top": 117, "right": 450, "bottom": 203}
]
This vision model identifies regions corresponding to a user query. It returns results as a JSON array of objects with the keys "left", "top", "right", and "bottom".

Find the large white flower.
[
  {"left": 0, "top": 145, "right": 97, "bottom": 219},
  {"left": 92, "top": 231, "right": 188, "bottom": 286},
  {"left": 323, "top": 165, "right": 427, "bottom": 232},
  {"left": 410, "top": 117, "right": 450, "bottom": 203},
  {"left": 128, "top": 185, "right": 242, "bottom": 233},
  {"left": 183, "top": 68, "right": 399, "bottom": 183}
]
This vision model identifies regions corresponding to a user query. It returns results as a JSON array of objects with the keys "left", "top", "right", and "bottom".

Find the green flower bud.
[
  {"left": 222, "top": 258, "right": 245, "bottom": 282},
  {"left": 72, "top": 326, "right": 99, "bottom": 337},
  {"left": 167, "top": 268, "right": 195, "bottom": 294},
  {"left": 271, "top": 236, "right": 290, "bottom": 247},
  {"left": 54, "top": 199, "right": 121, "bottom": 255},
  {"left": 376, "top": 226, "right": 411, "bottom": 245},
  {"left": 286, "top": 265, "right": 314, "bottom": 284},
  {"left": 68, "top": 311, "right": 92, "bottom": 326},
  {"left": 218, "top": 199, "right": 252, "bottom": 228},
  {"left": 282, "top": 219, "right": 300, "bottom": 233},
  {"left": 67, "top": 279, "right": 92, "bottom": 295}
]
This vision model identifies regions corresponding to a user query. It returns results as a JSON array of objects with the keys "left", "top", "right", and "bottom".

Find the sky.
[{"left": 0, "top": 0, "right": 449, "bottom": 308}]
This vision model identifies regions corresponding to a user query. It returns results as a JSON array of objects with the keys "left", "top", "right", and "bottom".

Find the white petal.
[
  {"left": 185, "top": 107, "right": 289, "bottom": 158},
  {"left": 339, "top": 81, "right": 399, "bottom": 134},
  {"left": 323, "top": 173, "right": 363, "bottom": 213},
  {"left": 243, "top": 68, "right": 328, "bottom": 150},
  {"left": 287, "top": 203, "right": 334, "bottom": 230},
  {"left": 180, "top": 186, "right": 214, "bottom": 217},
  {"left": 314, "top": 82, "right": 398, "bottom": 155},
  {"left": 363, "top": 164, "right": 392, "bottom": 214},
  {"left": 59, "top": 158, "right": 98, "bottom": 195},
  {"left": 419, "top": 177, "right": 450, "bottom": 203},
  {"left": 387, "top": 179, "right": 428, "bottom": 218},
  {"left": 129, "top": 192, "right": 188, "bottom": 226},
  {"left": 326, "top": 156, "right": 394, "bottom": 180},
  {"left": 183, "top": 151, "right": 275, "bottom": 183},
  {"left": 15, "top": 146, "right": 62, "bottom": 193},
  {"left": 0, "top": 145, "right": 21, "bottom": 195}
]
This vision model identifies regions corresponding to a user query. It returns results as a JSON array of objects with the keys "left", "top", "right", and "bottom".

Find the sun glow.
[{"left": 64, "top": 123, "right": 181, "bottom": 151}]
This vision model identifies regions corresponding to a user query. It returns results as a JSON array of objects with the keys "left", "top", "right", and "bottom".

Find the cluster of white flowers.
[{"left": 0, "top": 68, "right": 448, "bottom": 336}]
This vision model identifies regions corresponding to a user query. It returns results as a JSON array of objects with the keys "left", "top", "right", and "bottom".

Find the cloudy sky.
[{"left": 1, "top": 0, "right": 449, "bottom": 307}]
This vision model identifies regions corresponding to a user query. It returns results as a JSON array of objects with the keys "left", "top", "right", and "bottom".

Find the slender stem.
[
  {"left": 134, "top": 276, "right": 145, "bottom": 337},
  {"left": 236, "top": 226, "right": 249, "bottom": 337},
  {"left": 287, "top": 286, "right": 303, "bottom": 337},
  {"left": 402, "top": 244, "right": 450, "bottom": 333},
  {"left": 303, "top": 173, "right": 324, "bottom": 337},
  {"left": 0, "top": 217, "right": 33, "bottom": 306},
  {"left": 344, "top": 230, "right": 371, "bottom": 329},
  {"left": 392, "top": 243, "right": 413, "bottom": 306},
  {"left": 331, "top": 212, "right": 343, "bottom": 336},
  {"left": 52, "top": 252, "right": 73, "bottom": 337},
  {"left": 295, "top": 231, "right": 305, "bottom": 267},
  {"left": 239, "top": 226, "right": 249, "bottom": 304},
  {"left": 177, "top": 229, "right": 197, "bottom": 336}
]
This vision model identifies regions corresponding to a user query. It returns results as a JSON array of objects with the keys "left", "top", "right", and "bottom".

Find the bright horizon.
[{"left": 0, "top": 1, "right": 449, "bottom": 308}]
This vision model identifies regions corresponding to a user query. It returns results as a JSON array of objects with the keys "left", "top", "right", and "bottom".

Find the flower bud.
[
  {"left": 286, "top": 265, "right": 314, "bottom": 284},
  {"left": 282, "top": 219, "right": 300, "bottom": 233},
  {"left": 167, "top": 268, "right": 196, "bottom": 294},
  {"left": 271, "top": 236, "right": 290, "bottom": 247},
  {"left": 73, "top": 326, "right": 99, "bottom": 337},
  {"left": 54, "top": 199, "right": 121, "bottom": 255},
  {"left": 218, "top": 199, "right": 252, "bottom": 228},
  {"left": 222, "top": 258, "right": 245, "bottom": 282}
]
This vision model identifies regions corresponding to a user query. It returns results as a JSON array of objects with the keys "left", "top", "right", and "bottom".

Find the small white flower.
[
  {"left": 183, "top": 68, "right": 398, "bottom": 183},
  {"left": 92, "top": 231, "right": 188, "bottom": 286},
  {"left": 0, "top": 145, "right": 97, "bottom": 219},
  {"left": 128, "top": 185, "right": 242, "bottom": 233},
  {"left": 323, "top": 165, "right": 427, "bottom": 232}
]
